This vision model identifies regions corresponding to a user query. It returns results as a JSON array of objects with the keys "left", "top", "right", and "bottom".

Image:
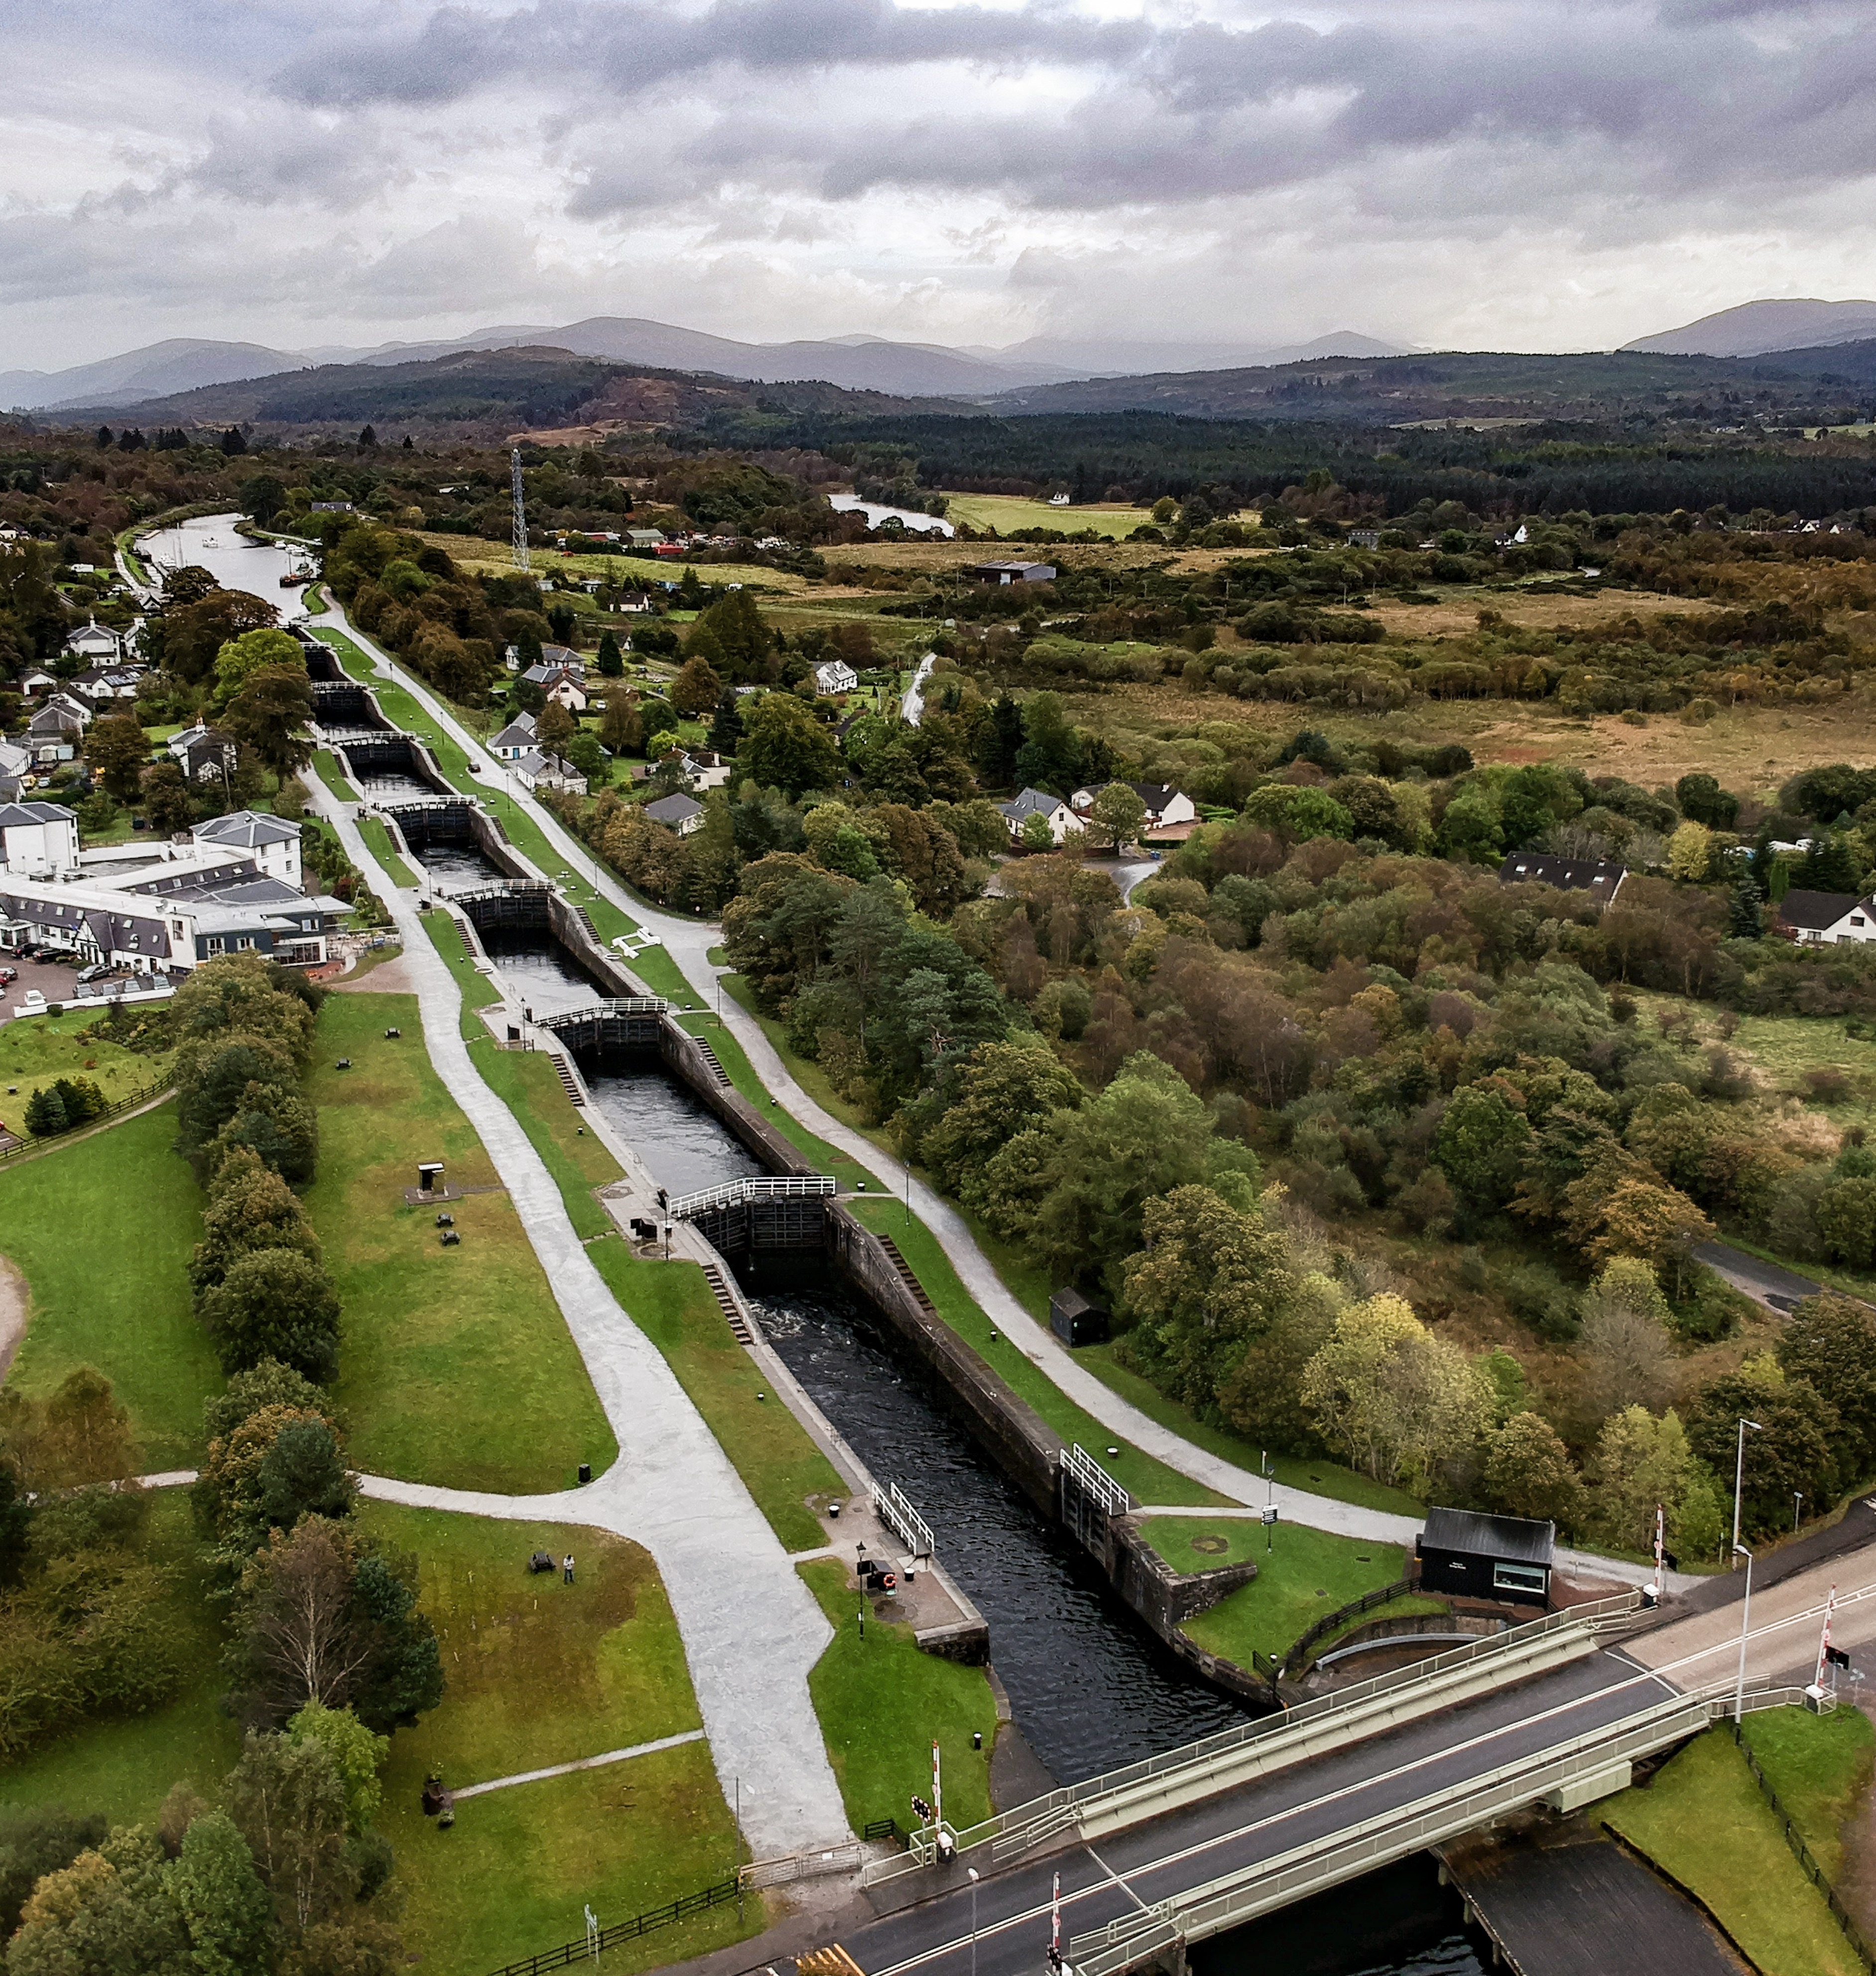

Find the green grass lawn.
[
  {"left": 940, "top": 493, "right": 1151, "bottom": 538},
  {"left": 305, "top": 991, "right": 616, "bottom": 1491},
  {"left": 846, "top": 1197, "right": 1229, "bottom": 1509},
  {"left": 1175, "top": 1522, "right": 1417, "bottom": 1669},
  {"left": 0, "top": 1103, "right": 218, "bottom": 1470},
  {"left": 1603, "top": 1726, "right": 1865, "bottom": 1976},
  {"left": 311, "top": 749, "right": 359, "bottom": 802},
  {"left": 417, "top": 912, "right": 503, "bottom": 1041},
  {"left": 1744, "top": 1706, "right": 1876, "bottom": 1882},
  {"left": 799, "top": 1558, "right": 997, "bottom": 1834},
  {"left": 0, "top": 1004, "right": 173, "bottom": 1122},
  {"left": 357, "top": 816, "right": 417, "bottom": 887},
  {"left": 477, "top": 1050, "right": 622, "bottom": 1239},
  {"left": 0, "top": 1491, "right": 241, "bottom": 1822}
]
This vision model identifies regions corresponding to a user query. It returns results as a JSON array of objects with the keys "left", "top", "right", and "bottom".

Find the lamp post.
[
  {"left": 967, "top": 1867, "right": 980, "bottom": 1976},
  {"left": 1733, "top": 1418, "right": 1762, "bottom": 1564},
  {"left": 1734, "top": 1541, "right": 1755, "bottom": 1724},
  {"left": 1795, "top": 1491, "right": 1804, "bottom": 1533}
]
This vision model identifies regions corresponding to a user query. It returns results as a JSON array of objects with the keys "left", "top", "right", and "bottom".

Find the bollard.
[
  {"left": 578, "top": 1462, "right": 592, "bottom": 1485},
  {"left": 973, "top": 1732, "right": 983, "bottom": 1752}
]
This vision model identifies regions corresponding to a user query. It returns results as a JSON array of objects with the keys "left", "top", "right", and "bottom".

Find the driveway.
[{"left": 1695, "top": 1240, "right": 1825, "bottom": 1315}]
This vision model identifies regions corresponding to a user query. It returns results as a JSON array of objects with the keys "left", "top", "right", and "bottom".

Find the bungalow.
[
  {"left": 625, "top": 528, "right": 666, "bottom": 551},
  {"left": 488, "top": 712, "right": 538, "bottom": 762},
  {"left": 969, "top": 561, "right": 1057, "bottom": 586},
  {"left": 69, "top": 666, "right": 143, "bottom": 709},
  {"left": 1776, "top": 889, "right": 1876, "bottom": 946},
  {"left": 0, "top": 802, "right": 79, "bottom": 874},
  {"left": 1347, "top": 528, "right": 1383, "bottom": 551},
  {"left": 1497, "top": 852, "right": 1628, "bottom": 908},
  {"left": 813, "top": 659, "right": 859, "bottom": 696},
  {"left": 998, "top": 787, "right": 1084, "bottom": 846},
  {"left": 16, "top": 667, "right": 59, "bottom": 698},
  {"left": 645, "top": 793, "right": 705, "bottom": 838},
  {"left": 616, "top": 591, "right": 655, "bottom": 615},
  {"left": 192, "top": 810, "right": 303, "bottom": 888},
  {"left": 32, "top": 692, "right": 92, "bottom": 737},
  {"left": 509, "top": 748, "right": 587, "bottom": 797}
]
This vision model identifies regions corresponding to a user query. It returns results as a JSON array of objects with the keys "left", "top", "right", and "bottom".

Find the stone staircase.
[
  {"left": 874, "top": 1235, "right": 938, "bottom": 1318},
  {"left": 546, "top": 1052, "right": 585, "bottom": 1107},
  {"left": 700, "top": 1260, "right": 760, "bottom": 1347}
]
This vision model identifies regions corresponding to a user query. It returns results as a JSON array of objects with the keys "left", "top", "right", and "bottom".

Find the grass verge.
[
  {"left": 357, "top": 816, "right": 417, "bottom": 886},
  {"left": 311, "top": 750, "right": 359, "bottom": 802},
  {"left": 306, "top": 991, "right": 616, "bottom": 1491},
  {"left": 418, "top": 912, "right": 503, "bottom": 1041},
  {"left": 799, "top": 1557, "right": 996, "bottom": 1834},
  {"left": 1744, "top": 1705, "right": 1876, "bottom": 1882},
  {"left": 1174, "top": 1522, "right": 1418, "bottom": 1668},
  {"left": 0, "top": 1102, "right": 217, "bottom": 1469},
  {"left": 1603, "top": 1726, "right": 1864, "bottom": 1976}
]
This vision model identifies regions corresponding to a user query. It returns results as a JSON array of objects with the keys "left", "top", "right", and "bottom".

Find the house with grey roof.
[
  {"left": 1497, "top": 852, "right": 1628, "bottom": 907},
  {"left": 0, "top": 802, "right": 79, "bottom": 874},
  {"left": 644, "top": 793, "right": 704, "bottom": 837},
  {"left": 997, "top": 786, "right": 1084, "bottom": 845},
  {"left": 192, "top": 809, "right": 303, "bottom": 888},
  {"left": 1776, "top": 889, "right": 1876, "bottom": 946}
]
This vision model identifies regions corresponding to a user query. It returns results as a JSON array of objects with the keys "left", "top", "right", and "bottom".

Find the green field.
[
  {"left": 1174, "top": 1522, "right": 1419, "bottom": 1669},
  {"left": 1744, "top": 1705, "right": 1876, "bottom": 1882},
  {"left": 799, "top": 1558, "right": 997, "bottom": 1834},
  {"left": 306, "top": 991, "right": 616, "bottom": 1491},
  {"left": 0, "top": 1103, "right": 218, "bottom": 1470},
  {"left": 425, "top": 532, "right": 809, "bottom": 596},
  {"left": 1604, "top": 1725, "right": 1865, "bottom": 1976},
  {"left": 941, "top": 493, "right": 1153, "bottom": 539},
  {"left": 0, "top": 1004, "right": 172, "bottom": 1125}
]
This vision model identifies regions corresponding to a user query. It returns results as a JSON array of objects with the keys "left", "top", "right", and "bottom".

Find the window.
[{"left": 1493, "top": 1562, "right": 1546, "bottom": 1594}]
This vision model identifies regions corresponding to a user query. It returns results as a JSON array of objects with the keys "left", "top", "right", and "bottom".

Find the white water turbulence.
[{"left": 140, "top": 512, "right": 310, "bottom": 618}]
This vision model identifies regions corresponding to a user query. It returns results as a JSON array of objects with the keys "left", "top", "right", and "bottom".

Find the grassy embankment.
[
  {"left": 0, "top": 1102, "right": 216, "bottom": 1470},
  {"left": 1139, "top": 1517, "right": 1441, "bottom": 1668},
  {"left": 363, "top": 1501, "right": 758, "bottom": 1976},
  {"left": 1602, "top": 1712, "right": 1875, "bottom": 1976},
  {"left": 0, "top": 1003, "right": 174, "bottom": 1124},
  {"left": 356, "top": 816, "right": 417, "bottom": 887},
  {"left": 940, "top": 493, "right": 1151, "bottom": 539},
  {"left": 305, "top": 990, "right": 616, "bottom": 1491},
  {"left": 422, "top": 532, "right": 810, "bottom": 598}
]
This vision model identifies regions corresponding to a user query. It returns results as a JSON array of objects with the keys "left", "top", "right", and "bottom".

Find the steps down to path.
[
  {"left": 701, "top": 1261, "right": 761, "bottom": 1347},
  {"left": 693, "top": 1038, "right": 733, "bottom": 1088},
  {"left": 874, "top": 1236, "right": 938, "bottom": 1318},
  {"left": 547, "top": 1052, "right": 585, "bottom": 1107}
]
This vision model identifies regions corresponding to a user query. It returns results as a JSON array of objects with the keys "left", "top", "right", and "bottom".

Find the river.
[
  {"left": 828, "top": 493, "right": 956, "bottom": 537},
  {"left": 139, "top": 510, "right": 310, "bottom": 617}
]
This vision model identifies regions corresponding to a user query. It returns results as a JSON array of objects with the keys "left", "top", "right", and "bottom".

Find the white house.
[
  {"left": 1071, "top": 782, "right": 1198, "bottom": 832},
  {"left": 508, "top": 749, "right": 587, "bottom": 797},
  {"left": 1777, "top": 889, "right": 1876, "bottom": 946},
  {"left": 645, "top": 793, "right": 705, "bottom": 837},
  {"left": 521, "top": 662, "right": 589, "bottom": 712},
  {"left": 813, "top": 659, "right": 859, "bottom": 696},
  {"left": 998, "top": 787, "right": 1084, "bottom": 845},
  {"left": 0, "top": 802, "right": 79, "bottom": 874},
  {"left": 488, "top": 712, "right": 538, "bottom": 762},
  {"left": 626, "top": 528, "right": 665, "bottom": 551},
  {"left": 192, "top": 810, "right": 303, "bottom": 888},
  {"left": 63, "top": 618, "right": 129, "bottom": 664},
  {"left": 970, "top": 561, "right": 1057, "bottom": 586}
]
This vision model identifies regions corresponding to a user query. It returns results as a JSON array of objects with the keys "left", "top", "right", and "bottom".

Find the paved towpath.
[
  {"left": 304, "top": 769, "right": 848, "bottom": 1856},
  {"left": 313, "top": 597, "right": 1676, "bottom": 1584}
]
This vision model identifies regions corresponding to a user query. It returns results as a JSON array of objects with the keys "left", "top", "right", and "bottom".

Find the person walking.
[{"left": 563, "top": 1554, "right": 576, "bottom": 1585}]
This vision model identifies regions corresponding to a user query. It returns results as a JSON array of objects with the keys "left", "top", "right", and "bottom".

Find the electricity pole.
[{"left": 511, "top": 448, "right": 530, "bottom": 573}]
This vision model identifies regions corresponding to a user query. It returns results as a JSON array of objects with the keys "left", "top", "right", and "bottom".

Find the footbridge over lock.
[{"left": 842, "top": 1595, "right": 1809, "bottom": 1976}]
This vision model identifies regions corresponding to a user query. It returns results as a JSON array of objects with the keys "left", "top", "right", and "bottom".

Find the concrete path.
[
  {"left": 1696, "top": 1238, "right": 1824, "bottom": 1314},
  {"left": 308, "top": 600, "right": 1672, "bottom": 1577},
  {"left": 303, "top": 769, "right": 849, "bottom": 1856},
  {"left": 454, "top": 1729, "right": 706, "bottom": 1801}
]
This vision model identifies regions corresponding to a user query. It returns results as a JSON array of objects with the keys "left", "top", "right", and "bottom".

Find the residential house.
[
  {"left": 520, "top": 662, "right": 589, "bottom": 712},
  {"left": 33, "top": 692, "right": 92, "bottom": 736},
  {"left": 69, "top": 666, "right": 143, "bottom": 710},
  {"left": 1347, "top": 529, "right": 1383, "bottom": 551},
  {"left": 998, "top": 787, "right": 1084, "bottom": 845},
  {"left": 192, "top": 810, "right": 303, "bottom": 888},
  {"left": 685, "top": 749, "right": 733, "bottom": 792},
  {"left": 488, "top": 712, "right": 538, "bottom": 761},
  {"left": 0, "top": 741, "right": 32, "bottom": 802},
  {"left": 969, "top": 561, "right": 1057, "bottom": 586},
  {"left": 63, "top": 618, "right": 129, "bottom": 664},
  {"left": 508, "top": 748, "right": 587, "bottom": 797},
  {"left": 1497, "top": 852, "right": 1628, "bottom": 907},
  {"left": 813, "top": 659, "right": 859, "bottom": 696},
  {"left": 645, "top": 793, "right": 705, "bottom": 838},
  {"left": 616, "top": 591, "right": 654, "bottom": 615},
  {"left": 1071, "top": 782, "right": 1198, "bottom": 833},
  {"left": 16, "top": 667, "right": 59, "bottom": 698},
  {"left": 169, "top": 724, "right": 240, "bottom": 789},
  {"left": 625, "top": 528, "right": 665, "bottom": 551},
  {"left": 1776, "top": 889, "right": 1876, "bottom": 945},
  {"left": 0, "top": 802, "right": 79, "bottom": 874}
]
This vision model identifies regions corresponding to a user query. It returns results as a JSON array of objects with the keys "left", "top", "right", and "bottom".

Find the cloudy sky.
[{"left": 3, "top": 0, "right": 1873, "bottom": 370}]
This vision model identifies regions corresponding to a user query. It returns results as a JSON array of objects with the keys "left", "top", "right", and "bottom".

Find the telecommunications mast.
[{"left": 510, "top": 447, "right": 530, "bottom": 572}]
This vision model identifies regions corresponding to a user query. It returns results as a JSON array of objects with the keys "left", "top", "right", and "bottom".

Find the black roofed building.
[
  {"left": 1775, "top": 888, "right": 1876, "bottom": 946},
  {"left": 1416, "top": 1506, "right": 1555, "bottom": 1606},
  {"left": 1497, "top": 852, "right": 1627, "bottom": 907}
]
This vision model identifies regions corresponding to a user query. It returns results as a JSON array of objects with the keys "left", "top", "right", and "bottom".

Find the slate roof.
[
  {"left": 645, "top": 794, "right": 704, "bottom": 827},
  {"left": 1497, "top": 853, "right": 1627, "bottom": 896},
  {"left": 1421, "top": 1506, "right": 1555, "bottom": 1566},
  {"left": 1778, "top": 888, "right": 1866, "bottom": 932}
]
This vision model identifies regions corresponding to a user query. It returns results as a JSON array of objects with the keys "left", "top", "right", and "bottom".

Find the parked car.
[
  {"left": 16, "top": 989, "right": 47, "bottom": 1016},
  {"left": 0, "top": 968, "right": 17, "bottom": 986},
  {"left": 75, "top": 963, "right": 113, "bottom": 984}
]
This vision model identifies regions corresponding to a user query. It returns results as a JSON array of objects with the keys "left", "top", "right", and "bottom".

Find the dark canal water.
[
  {"left": 477, "top": 927, "right": 608, "bottom": 1017},
  {"left": 412, "top": 840, "right": 508, "bottom": 890}
]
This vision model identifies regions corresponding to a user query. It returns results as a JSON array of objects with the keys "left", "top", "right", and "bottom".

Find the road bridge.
[{"left": 838, "top": 1595, "right": 1812, "bottom": 1976}]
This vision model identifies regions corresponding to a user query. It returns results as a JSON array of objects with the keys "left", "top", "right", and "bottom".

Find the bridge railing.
[
  {"left": 865, "top": 1589, "right": 1640, "bottom": 1885},
  {"left": 533, "top": 997, "right": 670, "bottom": 1029},
  {"left": 668, "top": 1174, "right": 838, "bottom": 1219},
  {"left": 1069, "top": 1685, "right": 1720, "bottom": 1976},
  {"left": 875, "top": 1481, "right": 934, "bottom": 1561}
]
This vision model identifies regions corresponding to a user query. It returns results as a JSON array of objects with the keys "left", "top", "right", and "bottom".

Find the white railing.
[
  {"left": 864, "top": 1590, "right": 1641, "bottom": 1885},
  {"left": 875, "top": 1481, "right": 934, "bottom": 1561},
  {"left": 533, "top": 997, "right": 670, "bottom": 1029},
  {"left": 1064, "top": 1443, "right": 1131, "bottom": 1516},
  {"left": 668, "top": 1174, "right": 837, "bottom": 1219}
]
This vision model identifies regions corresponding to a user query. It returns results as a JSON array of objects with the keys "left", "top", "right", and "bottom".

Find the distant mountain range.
[
  {"left": 1622, "top": 298, "right": 1876, "bottom": 358},
  {"left": 0, "top": 319, "right": 1412, "bottom": 412}
]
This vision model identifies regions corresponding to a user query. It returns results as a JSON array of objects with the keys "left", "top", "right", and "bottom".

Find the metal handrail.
[
  {"left": 668, "top": 1174, "right": 838, "bottom": 1218},
  {"left": 533, "top": 997, "right": 670, "bottom": 1028},
  {"left": 876, "top": 1481, "right": 934, "bottom": 1561},
  {"left": 869, "top": 1590, "right": 1639, "bottom": 1879},
  {"left": 1068, "top": 1688, "right": 1717, "bottom": 1976}
]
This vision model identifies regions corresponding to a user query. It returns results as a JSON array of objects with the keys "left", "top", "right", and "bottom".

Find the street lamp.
[
  {"left": 1734, "top": 1541, "right": 1755, "bottom": 1724},
  {"left": 1795, "top": 1491, "right": 1804, "bottom": 1533},
  {"left": 1732, "top": 1418, "right": 1762, "bottom": 1563},
  {"left": 967, "top": 1867, "right": 980, "bottom": 1976}
]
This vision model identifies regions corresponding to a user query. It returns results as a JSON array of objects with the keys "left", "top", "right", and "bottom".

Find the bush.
[{"left": 198, "top": 1250, "right": 341, "bottom": 1383}]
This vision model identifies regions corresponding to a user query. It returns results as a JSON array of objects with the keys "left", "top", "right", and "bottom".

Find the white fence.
[
  {"left": 668, "top": 1174, "right": 837, "bottom": 1219},
  {"left": 875, "top": 1481, "right": 934, "bottom": 1561}
]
